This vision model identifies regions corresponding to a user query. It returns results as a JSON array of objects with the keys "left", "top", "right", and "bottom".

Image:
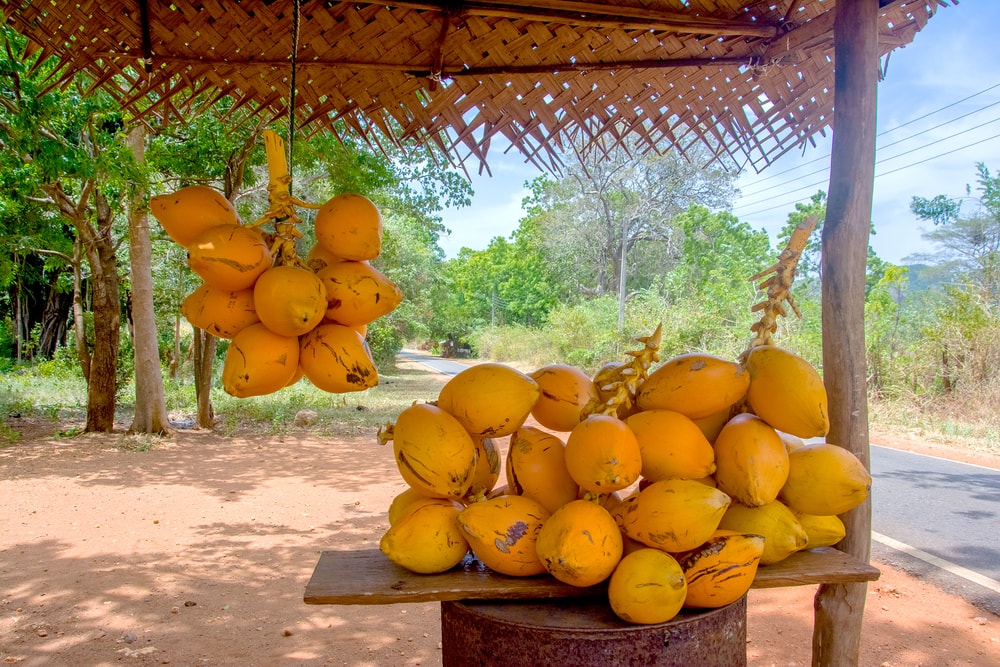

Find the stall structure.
[{"left": 2, "top": 1, "right": 958, "bottom": 664}]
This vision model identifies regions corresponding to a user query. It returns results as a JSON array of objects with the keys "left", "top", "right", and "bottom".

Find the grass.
[
  {"left": 4, "top": 354, "right": 1000, "bottom": 460},
  {"left": 868, "top": 391, "right": 1000, "bottom": 456},
  {"left": 2, "top": 357, "right": 448, "bottom": 446}
]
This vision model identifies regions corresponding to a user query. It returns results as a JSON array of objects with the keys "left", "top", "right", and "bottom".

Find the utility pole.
[{"left": 618, "top": 218, "right": 627, "bottom": 334}]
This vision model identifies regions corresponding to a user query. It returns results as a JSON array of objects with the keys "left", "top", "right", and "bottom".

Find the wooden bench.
[
  {"left": 305, "top": 547, "right": 879, "bottom": 666},
  {"left": 304, "top": 546, "right": 879, "bottom": 605}
]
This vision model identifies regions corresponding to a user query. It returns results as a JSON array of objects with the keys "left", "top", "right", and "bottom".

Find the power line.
[
  {"left": 739, "top": 100, "right": 1000, "bottom": 200},
  {"left": 736, "top": 114, "right": 1000, "bottom": 208},
  {"left": 736, "top": 130, "right": 1000, "bottom": 219},
  {"left": 739, "top": 82, "right": 1000, "bottom": 190}
]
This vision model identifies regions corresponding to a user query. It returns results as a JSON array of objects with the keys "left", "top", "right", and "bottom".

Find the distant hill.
[{"left": 901, "top": 262, "right": 948, "bottom": 295}]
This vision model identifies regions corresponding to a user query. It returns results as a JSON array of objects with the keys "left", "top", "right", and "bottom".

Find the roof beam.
[
  {"left": 106, "top": 52, "right": 787, "bottom": 77},
  {"left": 360, "top": 0, "right": 778, "bottom": 37}
]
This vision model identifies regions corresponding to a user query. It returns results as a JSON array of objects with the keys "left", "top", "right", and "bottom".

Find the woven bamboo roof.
[{"left": 3, "top": 0, "right": 955, "bottom": 172}]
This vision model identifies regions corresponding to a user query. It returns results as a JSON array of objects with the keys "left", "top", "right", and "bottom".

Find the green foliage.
[
  {"left": 0, "top": 318, "right": 14, "bottom": 362},
  {"left": 444, "top": 221, "right": 559, "bottom": 330},
  {"left": 865, "top": 264, "right": 909, "bottom": 393},
  {"left": 522, "top": 139, "right": 738, "bottom": 299},
  {"left": 366, "top": 317, "right": 403, "bottom": 370}
]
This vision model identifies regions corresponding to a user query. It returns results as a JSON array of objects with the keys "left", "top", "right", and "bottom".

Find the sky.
[{"left": 435, "top": 0, "right": 1000, "bottom": 266}]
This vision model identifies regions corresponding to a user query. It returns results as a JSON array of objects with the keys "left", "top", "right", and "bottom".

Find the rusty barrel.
[{"left": 441, "top": 595, "right": 747, "bottom": 667}]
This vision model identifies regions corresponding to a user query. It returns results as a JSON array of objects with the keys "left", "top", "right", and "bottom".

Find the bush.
[
  {"left": 367, "top": 318, "right": 403, "bottom": 370},
  {"left": 0, "top": 317, "right": 15, "bottom": 362}
]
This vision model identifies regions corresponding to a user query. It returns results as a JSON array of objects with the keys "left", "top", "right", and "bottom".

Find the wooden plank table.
[{"left": 304, "top": 546, "right": 880, "bottom": 605}]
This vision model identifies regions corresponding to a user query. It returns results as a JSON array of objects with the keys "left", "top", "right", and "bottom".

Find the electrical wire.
[
  {"left": 736, "top": 114, "right": 1000, "bottom": 208},
  {"left": 736, "top": 130, "right": 1000, "bottom": 218},
  {"left": 738, "top": 82, "right": 1000, "bottom": 191}
]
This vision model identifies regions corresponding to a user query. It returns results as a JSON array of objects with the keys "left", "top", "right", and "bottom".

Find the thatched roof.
[{"left": 3, "top": 0, "right": 955, "bottom": 172}]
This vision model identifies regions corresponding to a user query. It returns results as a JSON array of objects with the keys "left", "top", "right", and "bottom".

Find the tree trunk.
[
  {"left": 815, "top": 0, "right": 878, "bottom": 665},
  {"left": 13, "top": 271, "right": 26, "bottom": 361},
  {"left": 169, "top": 308, "right": 182, "bottom": 379},
  {"left": 46, "top": 180, "right": 121, "bottom": 432},
  {"left": 193, "top": 328, "right": 217, "bottom": 428},
  {"left": 126, "top": 126, "right": 173, "bottom": 435},
  {"left": 36, "top": 274, "right": 70, "bottom": 359},
  {"left": 72, "top": 238, "right": 92, "bottom": 382},
  {"left": 82, "top": 206, "right": 121, "bottom": 433}
]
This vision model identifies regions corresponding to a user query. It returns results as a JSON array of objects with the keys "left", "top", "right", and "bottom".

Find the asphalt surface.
[
  {"left": 871, "top": 445, "right": 1000, "bottom": 615},
  {"left": 397, "top": 349, "right": 474, "bottom": 376}
]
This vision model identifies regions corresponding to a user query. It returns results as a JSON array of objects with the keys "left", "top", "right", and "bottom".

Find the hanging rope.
[
  {"left": 287, "top": 0, "right": 302, "bottom": 196},
  {"left": 248, "top": 0, "right": 319, "bottom": 267}
]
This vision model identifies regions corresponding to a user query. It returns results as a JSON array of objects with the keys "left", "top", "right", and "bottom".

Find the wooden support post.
[{"left": 816, "top": 0, "right": 878, "bottom": 665}]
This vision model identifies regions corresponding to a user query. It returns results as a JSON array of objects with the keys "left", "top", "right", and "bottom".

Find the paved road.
[
  {"left": 397, "top": 349, "right": 474, "bottom": 376},
  {"left": 870, "top": 444, "right": 1000, "bottom": 614},
  {"left": 872, "top": 445, "right": 1000, "bottom": 580}
]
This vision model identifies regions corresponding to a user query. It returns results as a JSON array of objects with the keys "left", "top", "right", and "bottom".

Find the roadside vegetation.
[{"left": 2, "top": 26, "right": 999, "bottom": 454}]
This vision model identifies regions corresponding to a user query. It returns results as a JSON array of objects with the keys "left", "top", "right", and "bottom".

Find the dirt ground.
[{"left": 2, "top": 398, "right": 999, "bottom": 666}]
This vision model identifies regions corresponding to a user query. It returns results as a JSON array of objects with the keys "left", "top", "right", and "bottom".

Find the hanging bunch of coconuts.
[
  {"left": 150, "top": 130, "right": 401, "bottom": 398},
  {"left": 376, "top": 215, "right": 872, "bottom": 626}
]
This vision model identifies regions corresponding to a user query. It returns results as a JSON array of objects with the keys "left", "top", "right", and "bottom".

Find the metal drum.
[{"left": 441, "top": 595, "right": 747, "bottom": 667}]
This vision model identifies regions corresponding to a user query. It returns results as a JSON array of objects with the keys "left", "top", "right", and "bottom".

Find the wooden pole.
[{"left": 815, "top": 0, "right": 878, "bottom": 665}]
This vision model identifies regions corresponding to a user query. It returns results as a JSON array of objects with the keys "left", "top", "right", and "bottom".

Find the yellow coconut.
[
  {"left": 624, "top": 409, "right": 717, "bottom": 482},
  {"left": 186, "top": 224, "right": 272, "bottom": 291},
  {"left": 299, "top": 323, "right": 378, "bottom": 393},
  {"left": 607, "top": 548, "right": 687, "bottom": 625},
  {"left": 529, "top": 364, "right": 600, "bottom": 432},
  {"left": 304, "top": 243, "right": 351, "bottom": 273},
  {"left": 437, "top": 363, "right": 540, "bottom": 438},
  {"left": 253, "top": 265, "right": 328, "bottom": 337},
  {"left": 691, "top": 406, "right": 733, "bottom": 444},
  {"left": 506, "top": 427, "right": 580, "bottom": 513},
  {"left": 742, "top": 345, "right": 830, "bottom": 438},
  {"left": 386, "top": 402, "right": 478, "bottom": 500},
  {"left": 717, "top": 500, "right": 808, "bottom": 565},
  {"left": 794, "top": 512, "right": 846, "bottom": 549},
  {"left": 387, "top": 486, "right": 434, "bottom": 526},
  {"left": 676, "top": 530, "right": 765, "bottom": 608},
  {"left": 564, "top": 415, "right": 642, "bottom": 494},
  {"left": 181, "top": 283, "right": 259, "bottom": 339},
  {"left": 621, "top": 478, "right": 732, "bottom": 552},
  {"left": 535, "top": 499, "right": 623, "bottom": 587},
  {"left": 465, "top": 436, "right": 501, "bottom": 501},
  {"left": 379, "top": 497, "right": 469, "bottom": 574},
  {"left": 780, "top": 443, "right": 872, "bottom": 516},
  {"left": 317, "top": 260, "right": 402, "bottom": 327},
  {"left": 779, "top": 431, "right": 807, "bottom": 453},
  {"left": 636, "top": 353, "right": 750, "bottom": 419},
  {"left": 284, "top": 363, "right": 305, "bottom": 387},
  {"left": 457, "top": 495, "right": 550, "bottom": 576},
  {"left": 712, "top": 413, "right": 790, "bottom": 507},
  {"left": 221, "top": 323, "right": 300, "bottom": 398},
  {"left": 313, "top": 193, "right": 383, "bottom": 261},
  {"left": 150, "top": 185, "right": 240, "bottom": 247}
]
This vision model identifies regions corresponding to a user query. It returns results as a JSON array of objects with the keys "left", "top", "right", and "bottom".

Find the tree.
[
  {"left": 147, "top": 100, "right": 268, "bottom": 428},
  {"left": 1, "top": 33, "right": 138, "bottom": 431},
  {"left": 444, "top": 217, "right": 558, "bottom": 331},
  {"left": 667, "top": 205, "right": 774, "bottom": 355},
  {"left": 910, "top": 162, "right": 1000, "bottom": 305},
  {"left": 526, "top": 136, "right": 738, "bottom": 329},
  {"left": 909, "top": 162, "right": 1000, "bottom": 394},
  {"left": 126, "top": 126, "right": 171, "bottom": 434}
]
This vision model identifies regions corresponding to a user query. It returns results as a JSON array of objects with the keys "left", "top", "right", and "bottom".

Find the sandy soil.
[{"left": 1, "top": 402, "right": 998, "bottom": 666}]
